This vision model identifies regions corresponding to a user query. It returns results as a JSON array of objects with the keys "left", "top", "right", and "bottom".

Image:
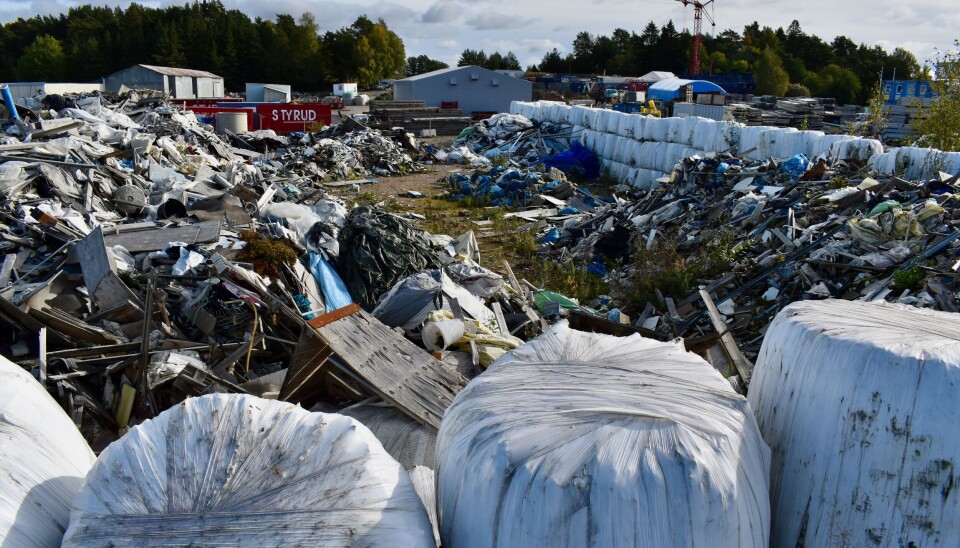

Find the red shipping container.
[
  {"left": 187, "top": 107, "right": 256, "bottom": 132},
  {"left": 172, "top": 97, "right": 243, "bottom": 108},
  {"left": 257, "top": 103, "right": 332, "bottom": 133}
]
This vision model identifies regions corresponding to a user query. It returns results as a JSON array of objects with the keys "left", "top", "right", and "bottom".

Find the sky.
[{"left": 2, "top": 0, "right": 958, "bottom": 71}]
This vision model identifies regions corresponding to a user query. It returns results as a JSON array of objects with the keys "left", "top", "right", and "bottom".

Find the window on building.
[
  {"left": 907, "top": 84, "right": 914, "bottom": 95},
  {"left": 491, "top": 79, "right": 500, "bottom": 86},
  {"left": 470, "top": 72, "right": 479, "bottom": 80},
  {"left": 896, "top": 84, "right": 903, "bottom": 94},
  {"left": 884, "top": 84, "right": 891, "bottom": 93},
  {"left": 919, "top": 83, "right": 927, "bottom": 93},
  {"left": 449, "top": 77, "right": 457, "bottom": 85}
]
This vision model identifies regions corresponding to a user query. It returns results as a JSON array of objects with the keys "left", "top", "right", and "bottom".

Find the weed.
[
  {"left": 236, "top": 230, "right": 298, "bottom": 276},
  {"left": 491, "top": 154, "right": 509, "bottom": 168},
  {"left": 617, "top": 228, "right": 736, "bottom": 310},
  {"left": 537, "top": 261, "right": 608, "bottom": 304},
  {"left": 891, "top": 265, "right": 927, "bottom": 292}
]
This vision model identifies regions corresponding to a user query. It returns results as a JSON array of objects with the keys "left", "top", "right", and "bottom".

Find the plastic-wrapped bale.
[
  {"left": 436, "top": 323, "right": 771, "bottom": 548},
  {"left": 62, "top": 394, "right": 436, "bottom": 547},
  {"left": 0, "top": 355, "right": 95, "bottom": 547},
  {"left": 748, "top": 300, "right": 960, "bottom": 548},
  {"left": 342, "top": 401, "right": 437, "bottom": 469}
]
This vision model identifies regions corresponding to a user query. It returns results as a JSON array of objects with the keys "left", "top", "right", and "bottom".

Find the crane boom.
[{"left": 675, "top": 0, "right": 715, "bottom": 76}]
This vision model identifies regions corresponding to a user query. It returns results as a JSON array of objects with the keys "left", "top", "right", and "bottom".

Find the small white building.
[
  {"left": 245, "top": 83, "right": 291, "bottom": 103},
  {"left": 333, "top": 83, "right": 358, "bottom": 96}
]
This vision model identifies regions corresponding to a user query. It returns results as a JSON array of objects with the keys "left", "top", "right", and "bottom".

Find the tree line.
[
  {"left": 531, "top": 20, "right": 924, "bottom": 104},
  {"left": 0, "top": 1, "right": 405, "bottom": 91}
]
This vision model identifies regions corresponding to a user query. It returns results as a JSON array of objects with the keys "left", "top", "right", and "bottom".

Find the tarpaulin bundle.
[
  {"left": 336, "top": 205, "right": 442, "bottom": 309},
  {"left": 541, "top": 141, "right": 601, "bottom": 180},
  {"left": 63, "top": 394, "right": 436, "bottom": 547},
  {"left": 749, "top": 300, "right": 960, "bottom": 548},
  {"left": 436, "top": 322, "right": 770, "bottom": 548}
]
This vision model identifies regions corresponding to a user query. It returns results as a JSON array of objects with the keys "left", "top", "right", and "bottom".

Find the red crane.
[{"left": 675, "top": 0, "right": 715, "bottom": 76}]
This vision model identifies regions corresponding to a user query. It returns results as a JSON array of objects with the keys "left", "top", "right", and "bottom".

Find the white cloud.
[
  {"left": 466, "top": 12, "right": 533, "bottom": 31},
  {"left": 421, "top": 1, "right": 461, "bottom": 23}
]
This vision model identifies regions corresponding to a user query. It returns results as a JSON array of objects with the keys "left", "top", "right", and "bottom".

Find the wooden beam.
[{"left": 699, "top": 289, "right": 753, "bottom": 384}]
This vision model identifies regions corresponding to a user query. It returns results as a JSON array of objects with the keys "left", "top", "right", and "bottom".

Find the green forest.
[
  {"left": 0, "top": 1, "right": 925, "bottom": 105},
  {"left": 0, "top": 1, "right": 404, "bottom": 90},
  {"left": 532, "top": 21, "right": 923, "bottom": 104}
]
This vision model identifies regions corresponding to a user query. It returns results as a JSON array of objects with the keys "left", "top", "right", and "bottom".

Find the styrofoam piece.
[
  {"left": 0, "top": 355, "right": 96, "bottom": 547},
  {"left": 436, "top": 323, "right": 771, "bottom": 548},
  {"left": 63, "top": 395, "right": 436, "bottom": 547},
  {"left": 749, "top": 300, "right": 960, "bottom": 548}
]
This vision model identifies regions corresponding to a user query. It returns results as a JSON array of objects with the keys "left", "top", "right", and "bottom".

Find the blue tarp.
[
  {"left": 541, "top": 141, "right": 601, "bottom": 180},
  {"left": 308, "top": 252, "right": 352, "bottom": 312},
  {"left": 647, "top": 78, "right": 727, "bottom": 102}
]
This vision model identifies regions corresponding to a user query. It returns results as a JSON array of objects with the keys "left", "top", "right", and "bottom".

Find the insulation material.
[
  {"left": 436, "top": 323, "right": 771, "bottom": 548},
  {"left": 62, "top": 395, "right": 436, "bottom": 547},
  {"left": 0, "top": 355, "right": 96, "bottom": 547},
  {"left": 748, "top": 300, "right": 960, "bottom": 548}
]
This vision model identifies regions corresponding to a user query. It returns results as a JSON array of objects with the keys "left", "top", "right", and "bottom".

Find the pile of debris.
[
  {"left": 436, "top": 113, "right": 578, "bottom": 168},
  {"left": 0, "top": 90, "right": 515, "bottom": 453}
]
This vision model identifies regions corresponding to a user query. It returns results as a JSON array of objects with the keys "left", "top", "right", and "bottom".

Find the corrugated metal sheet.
[
  {"left": 138, "top": 64, "right": 221, "bottom": 79},
  {"left": 673, "top": 103, "right": 726, "bottom": 121}
]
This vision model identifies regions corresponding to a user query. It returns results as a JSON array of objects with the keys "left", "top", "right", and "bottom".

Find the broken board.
[
  {"left": 102, "top": 220, "right": 221, "bottom": 253},
  {"left": 282, "top": 304, "right": 467, "bottom": 431}
]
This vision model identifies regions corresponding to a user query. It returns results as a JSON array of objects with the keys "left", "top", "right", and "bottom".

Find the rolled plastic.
[
  {"left": 749, "top": 300, "right": 960, "bottom": 547},
  {"left": 422, "top": 319, "right": 466, "bottom": 352},
  {"left": 63, "top": 394, "right": 436, "bottom": 547},
  {"left": 0, "top": 354, "right": 95, "bottom": 547},
  {"left": 436, "top": 322, "right": 771, "bottom": 547}
]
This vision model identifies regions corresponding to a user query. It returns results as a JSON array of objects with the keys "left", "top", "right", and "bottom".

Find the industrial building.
[
  {"left": 393, "top": 65, "right": 532, "bottom": 116},
  {"left": 101, "top": 64, "right": 224, "bottom": 98},
  {"left": 245, "top": 83, "right": 291, "bottom": 103},
  {"left": 3, "top": 82, "right": 105, "bottom": 104}
]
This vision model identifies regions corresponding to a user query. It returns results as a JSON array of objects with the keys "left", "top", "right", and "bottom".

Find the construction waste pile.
[{"left": 1, "top": 90, "right": 958, "bottom": 547}]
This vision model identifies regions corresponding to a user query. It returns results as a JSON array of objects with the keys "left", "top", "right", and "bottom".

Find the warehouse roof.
[{"left": 136, "top": 64, "right": 222, "bottom": 79}]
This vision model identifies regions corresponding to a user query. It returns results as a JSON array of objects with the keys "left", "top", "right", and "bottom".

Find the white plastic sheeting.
[
  {"left": 62, "top": 395, "right": 436, "bottom": 547},
  {"left": 749, "top": 300, "right": 960, "bottom": 548},
  {"left": 509, "top": 101, "right": 960, "bottom": 191},
  {"left": 436, "top": 323, "right": 771, "bottom": 548},
  {"left": 0, "top": 355, "right": 95, "bottom": 547}
]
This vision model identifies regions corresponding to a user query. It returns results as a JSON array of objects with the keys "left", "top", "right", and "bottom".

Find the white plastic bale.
[
  {"left": 615, "top": 113, "right": 635, "bottom": 138},
  {"left": 602, "top": 133, "right": 619, "bottom": 160},
  {"left": 436, "top": 323, "right": 771, "bottom": 548},
  {"left": 638, "top": 141, "right": 661, "bottom": 171},
  {"left": 63, "top": 395, "right": 436, "bottom": 547},
  {"left": 692, "top": 118, "right": 720, "bottom": 151},
  {"left": 631, "top": 115, "right": 647, "bottom": 140},
  {"left": 869, "top": 150, "right": 898, "bottom": 175},
  {"left": 0, "top": 355, "right": 96, "bottom": 547},
  {"left": 581, "top": 107, "right": 598, "bottom": 130},
  {"left": 777, "top": 131, "right": 805, "bottom": 159},
  {"left": 612, "top": 136, "right": 631, "bottom": 164},
  {"left": 624, "top": 139, "right": 642, "bottom": 166},
  {"left": 679, "top": 116, "right": 702, "bottom": 146},
  {"left": 567, "top": 106, "right": 585, "bottom": 127},
  {"left": 666, "top": 117, "right": 684, "bottom": 144},
  {"left": 509, "top": 101, "right": 524, "bottom": 115},
  {"left": 895, "top": 146, "right": 936, "bottom": 179},
  {"left": 715, "top": 121, "right": 744, "bottom": 152},
  {"left": 748, "top": 300, "right": 960, "bottom": 548},
  {"left": 581, "top": 130, "right": 600, "bottom": 154},
  {"left": 941, "top": 151, "right": 960, "bottom": 175},
  {"left": 797, "top": 130, "right": 825, "bottom": 159},
  {"left": 739, "top": 126, "right": 772, "bottom": 160},
  {"left": 644, "top": 117, "right": 669, "bottom": 142},
  {"left": 817, "top": 134, "right": 854, "bottom": 159},
  {"left": 660, "top": 143, "right": 687, "bottom": 173}
]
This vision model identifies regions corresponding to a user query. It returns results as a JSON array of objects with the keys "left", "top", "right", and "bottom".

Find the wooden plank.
[
  {"left": 211, "top": 333, "right": 264, "bottom": 380},
  {"left": 312, "top": 308, "right": 467, "bottom": 431},
  {"left": 102, "top": 220, "right": 221, "bottom": 253},
  {"left": 279, "top": 328, "right": 337, "bottom": 402},
  {"left": 307, "top": 303, "right": 361, "bottom": 329},
  {"left": 38, "top": 327, "right": 47, "bottom": 387},
  {"left": 77, "top": 227, "right": 142, "bottom": 310},
  {"left": 0, "top": 254, "right": 15, "bottom": 287},
  {"left": 491, "top": 302, "right": 508, "bottom": 334},
  {"left": 502, "top": 260, "right": 523, "bottom": 295},
  {"left": 699, "top": 289, "right": 754, "bottom": 384}
]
